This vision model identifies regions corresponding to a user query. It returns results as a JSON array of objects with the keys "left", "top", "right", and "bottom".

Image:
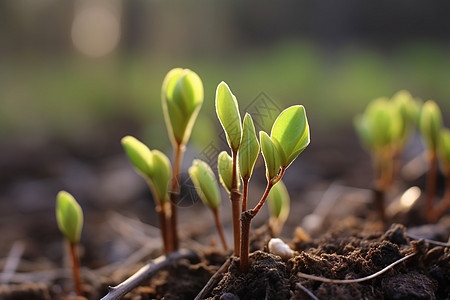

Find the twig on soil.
[
  {"left": 100, "top": 249, "right": 196, "bottom": 300},
  {"left": 406, "top": 234, "right": 450, "bottom": 247},
  {"left": 295, "top": 282, "right": 319, "bottom": 300},
  {"left": 194, "top": 258, "right": 231, "bottom": 300},
  {"left": 297, "top": 252, "right": 416, "bottom": 284},
  {"left": 0, "top": 241, "right": 25, "bottom": 284}
]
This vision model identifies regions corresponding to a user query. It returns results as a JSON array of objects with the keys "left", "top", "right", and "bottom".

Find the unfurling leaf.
[
  {"left": 267, "top": 180, "right": 290, "bottom": 224},
  {"left": 121, "top": 136, "right": 172, "bottom": 204},
  {"left": 260, "top": 131, "right": 281, "bottom": 180},
  {"left": 270, "top": 105, "right": 310, "bottom": 168},
  {"left": 238, "top": 114, "right": 260, "bottom": 181},
  {"left": 189, "top": 159, "right": 221, "bottom": 210},
  {"left": 217, "top": 151, "right": 237, "bottom": 193},
  {"left": 56, "top": 191, "right": 84, "bottom": 244},
  {"left": 215, "top": 82, "right": 242, "bottom": 151},
  {"left": 420, "top": 100, "right": 443, "bottom": 152},
  {"left": 121, "top": 136, "right": 153, "bottom": 178},
  {"left": 162, "top": 68, "right": 204, "bottom": 146}
]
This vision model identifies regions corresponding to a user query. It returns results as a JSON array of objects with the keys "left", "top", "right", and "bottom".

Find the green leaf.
[
  {"left": 354, "top": 98, "right": 401, "bottom": 152},
  {"left": 149, "top": 150, "right": 172, "bottom": 203},
  {"left": 121, "top": 136, "right": 153, "bottom": 178},
  {"left": 189, "top": 159, "right": 221, "bottom": 210},
  {"left": 215, "top": 82, "right": 242, "bottom": 151},
  {"left": 121, "top": 136, "right": 172, "bottom": 204},
  {"left": 217, "top": 151, "right": 235, "bottom": 193},
  {"left": 260, "top": 131, "right": 281, "bottom": 180},
  {"left": 271, "top": 105, "right": 310, "bottom": 168},
  {"left": 420, "top": 100, "right": 443, "bottom": 152},
  {"left": 238, "top": 113, "right": 260, "bottom": 180},
  {"left": 162, "top": 68, "right": 204, "bottom": 145},
  {"left": 268, "top": 180, "right": 290, "bottom": 223},
  {"left": 439, "top": 128, "right": 450, "bottom": 169},
  {"left": 56, "top": 191, "right": 83, "bottom": 244}
]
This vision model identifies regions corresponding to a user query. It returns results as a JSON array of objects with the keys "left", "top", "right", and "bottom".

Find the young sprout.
[
  {"left": 162, "top": 68, "right": 204, "bottom": 250},
  {"left": 436, "top": 128, "right": 450, "bottom": 220},
  {"left": 419, "top": 100, "right": 443, "bottom": 221},
  {"left": 56, "top": 191, "right": 84, "bottom": 296},
  {"left": 238, "top": 114, "right": 260, "bottom": 212},
  {"left": 121, "top": 136, "right": 173, "bottom": 253},
  {"left": 215, "top": 81, "right": 242, "bottom": 256},
  {"left": 217, "top": 151, "right": 239, "bottom": 194},
  {"left": 354, "top": 98, "right": 401, "bottom": 223},
  {"left": 267, "top": 180, "right": 290, "bottom": 237},
  {"left": 189, "top": 159, "right": 228, "bottom": 251},
  {"left": 240, "top": 105, "right": 310, "bottom": 271}
]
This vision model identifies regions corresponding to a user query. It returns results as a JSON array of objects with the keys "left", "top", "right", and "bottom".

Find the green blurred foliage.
[{"left": 1, "top": 40, "right": 450, "bottom": 151}]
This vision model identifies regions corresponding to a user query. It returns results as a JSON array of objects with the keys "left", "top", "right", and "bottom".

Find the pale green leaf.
[
  {"left": 238, "top": 113, "right": 260, "bottom": 180},
  {"left": 260, "top": 131, "right": 281, "bottom": 180},
  {"left": 268, "top": 180, "right": 290, "bottom": 223},
  {"left": 189, "top": 159, "right": 221, "bottom": 209},
  {"left": 217, "top": 151, "right": 234, "bottom": 193},
  {"left": 56, "top": 191, "right": 83, "bottom": 244},
  {"left": 420, "top": 100, "right": 443, "bottom": 151},
  {"left": 215, "top": 82, "right": 242, "bottom": 151}
]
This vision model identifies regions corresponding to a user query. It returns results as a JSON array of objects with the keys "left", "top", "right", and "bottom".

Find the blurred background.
[{"left": 1, "top": 0, "right": 450, "bottom": 268}]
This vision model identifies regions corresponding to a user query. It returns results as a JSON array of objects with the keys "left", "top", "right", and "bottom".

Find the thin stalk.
[
  {"left": 425, "top": 150, "right": 438, "bottom": 222},
  {"left": 212, "top": 208, "right": 228, "bottom": 251},
  {"left": 373, "top": 152, "right": 387, "bottom": 224},
  {"left": 170, "top": 143, "right": 185, "bottom": 251},
  {"left": 241, "top": 177, "right": 249, "bottom": 212},
  {"left": 69, "top": 242, "right": 82, "bottom": 296},
  {"left": 230, "top": 148, "right": 241, "bottom": 256},
  {"left": 433, "top": 167, "right": 450, "bottom": 221},
  {"left": 240, "top": 168, "right": 285, "bottom": 272},
  {"left": 156, "top": 204, "right": 171, "bottom": 253}
]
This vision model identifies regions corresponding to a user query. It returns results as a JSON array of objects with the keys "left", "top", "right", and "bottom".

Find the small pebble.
[{"left": 268, "top": 238, "right": 294, "bottom": 260}]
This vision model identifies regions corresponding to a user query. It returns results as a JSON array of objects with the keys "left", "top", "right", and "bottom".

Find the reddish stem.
[
  {"left": 230, "top": 148, "right": 241, "bottom": 256},
  {"left": 212, "top": 208, "right": 228, "bottom": 251},
  {"left": 157, "top": 205, "right": 172, "bottom": 253},
  {"left": 425, "top": 151, "right": 438, "bottom": 222},
  {"left": 241, "top": 177, "right": 249, "bottom": 212},
  {"left": 69, "top": 242, "right": 82, "bottom": 296},
  {"left": 170, "top": 143, "right": 185, "bottom": 251}
]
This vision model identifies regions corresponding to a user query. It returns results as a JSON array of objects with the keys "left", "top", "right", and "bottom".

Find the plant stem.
[
  {"left": 230, "top": 148, "right": 241, "bottom": 256},
  {"left": 157, "top": 205, "right": 172, "bottom": 254},
  {"left": 240, "top": 168, "right": 285, "bottom": 272},
  {"left": 212, "top": 208, "right": 228, "bottom": 251},
  {"left": 170, "top": 143, "right": 185, "bottom": 251},
  {"left": 241, "top": 177, "right": 249, "bottom": 212},
  {"left": 425, "top": 150, "right": 438, "bottom": 222},
  {"left": 69, "top": 242, "right": 82, "bottom": 296}
]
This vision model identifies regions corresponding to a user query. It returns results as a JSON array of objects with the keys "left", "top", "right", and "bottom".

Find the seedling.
[
  {"left": 121, "top": 136, "right": 173, "bottom": 253},
  {"left": 267, "top": 180, "right": 290, "bottom": 237},
  {"left": 435, "top": 128, "right": 450, "bottom": 220},
  {"left": 189, "top": 159, "right": 228, "bottom": 251},
  {"left": 240, "top": 105, "right": 309, "bottom": 271},
  {"left": 419, "top": 100, "right": 443, "bottom": 221},
  {"left": 162, "top": 68, "right": 204, "bottom": 250},
  {"left": 215, "top": 82, "right": 242, "bottom": 256},
  {"left": 56, "top": 191, "right": 84, "bottom": 296},
  {"left": 354, "top": 97, "right": 401, "bottom": 222}
]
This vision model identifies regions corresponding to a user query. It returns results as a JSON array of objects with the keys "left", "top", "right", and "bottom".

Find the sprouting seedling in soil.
[
  {"left": 435, "top": 128, "right": 450, "bottom": 221},
  {"left": 215, "top": 81, "right": 242, "bottom": 256},
  {"left": 162, "top": 68, "right": 204, "bottom": 250},
  {"left": 56, "top": 191, "right": 84, "bottom": 296},
  {"left": 240, "top": 105, "right": 310, "bottom": 271},
  {"left": 121, "top": 136, "right": 173, "bottom": 253},
  {"left": 267, "top": 180, "right": 290, "bottom": 237},
  {"left": 238, "top": 113, "right": 260, "bottom": 212},
  {"left": 391, "top": 90, "right": 421, "bottom": 179},
  {"left": 419, "top": 100, "right": 443, "bottom": 222},
  {"left": 354, "top": 97, "right": 401, "bottom": 223},
  {"left": 189, "top": 159, "right": 228, "bottom": 251}
]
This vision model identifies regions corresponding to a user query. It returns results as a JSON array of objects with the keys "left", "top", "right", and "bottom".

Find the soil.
[{"left": 1, "top": 129, "right": 449, "bottom": 299}]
